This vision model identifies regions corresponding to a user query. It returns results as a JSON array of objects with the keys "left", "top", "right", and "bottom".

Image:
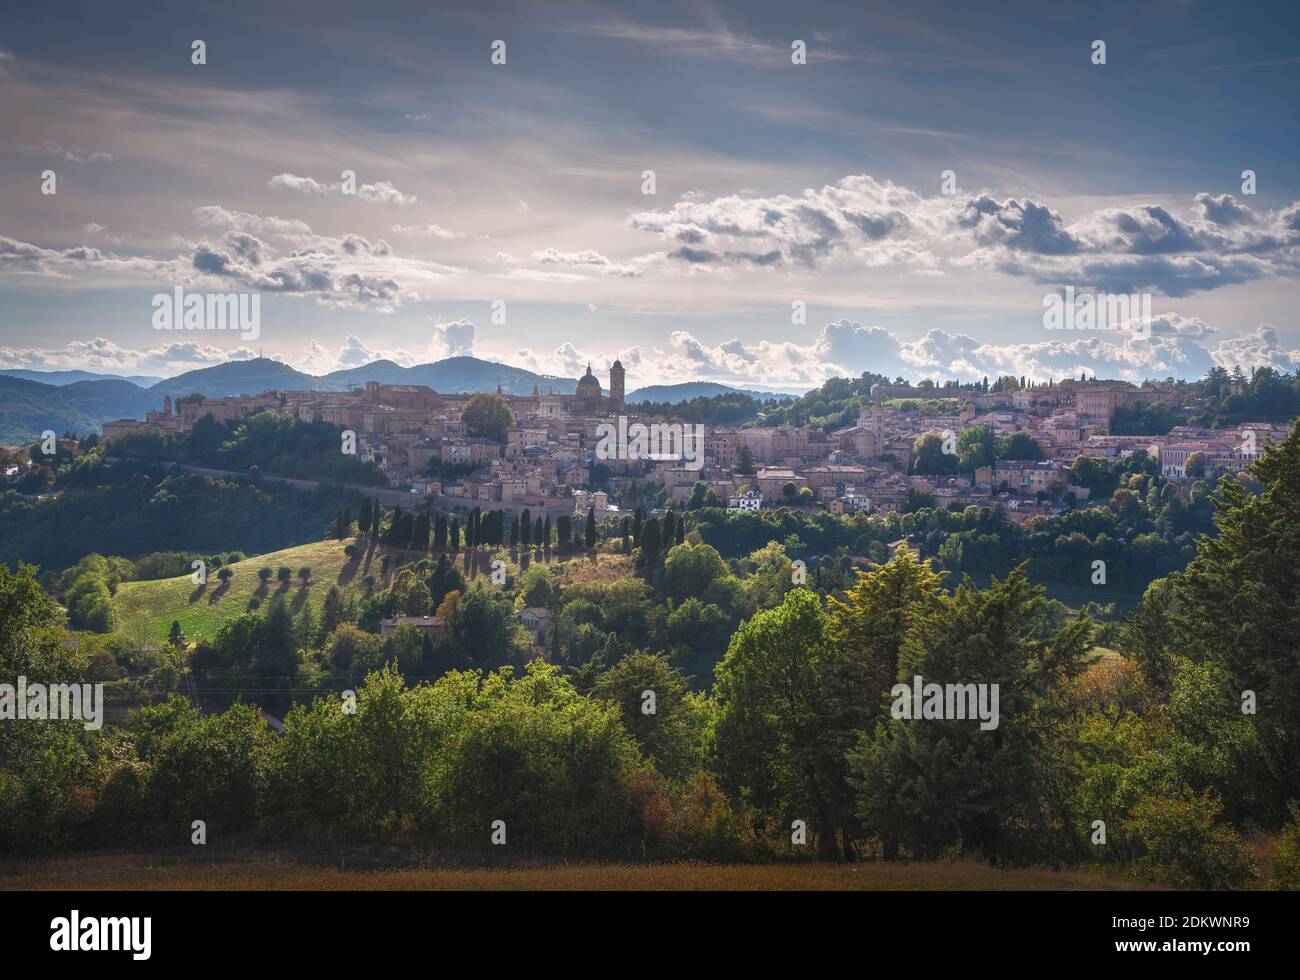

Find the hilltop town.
[{"left": 91, "top": 364, "right": 1289, "bottom": 522}]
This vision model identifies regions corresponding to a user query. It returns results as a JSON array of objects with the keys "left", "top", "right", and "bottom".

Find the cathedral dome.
[{"left": 576, "top": 362, "right": 602, "bottom": 400}]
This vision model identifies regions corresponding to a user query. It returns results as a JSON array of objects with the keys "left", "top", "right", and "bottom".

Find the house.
[
  {"left": 727, "top": 490, "right": 762, "bottom": 511},
  {"left": 379, "top": 615, "right": 446, "bottom": 643},
  {"left": 516, "top": 607, "right": 552, "bottom": 645}
]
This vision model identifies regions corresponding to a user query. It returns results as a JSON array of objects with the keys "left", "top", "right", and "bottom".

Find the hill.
[
  {"left": 113, "top": 539, "right": 380, "bottom": 644},
  {"left": 323, "top": 356, "right": 576, "bottom": 396},
  {"left": 0, "top": 375, "right": 107, "bottom": 444},
  {"left": 0, "top": 354, "right": 586, "bottom": 441},
  {"left": 150, "top": 357, "right": 328, "bottom": 398},
  {"left": 627, "top": 381, "right": 801, "bottom": 403},
  {"left": 0, "top": 369, "right": 163, "bottom": 386}
]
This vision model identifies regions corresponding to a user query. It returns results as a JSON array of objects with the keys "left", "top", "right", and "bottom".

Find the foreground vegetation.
[
  {"left": 3, "top": 410, "right": 1300, "bottom": 890},
  {"left": 0, "top": 852, "right": 1159, "bottom": 891}
]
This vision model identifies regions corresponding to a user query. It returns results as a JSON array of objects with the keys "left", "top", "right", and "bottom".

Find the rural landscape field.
[{"left": 2, "top": 5, "right": 1299, "bottom": 953}]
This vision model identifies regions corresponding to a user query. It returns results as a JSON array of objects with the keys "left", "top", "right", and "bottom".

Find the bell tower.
[{"left": 610, "top": 359, "right": 625, "bottom": 410}]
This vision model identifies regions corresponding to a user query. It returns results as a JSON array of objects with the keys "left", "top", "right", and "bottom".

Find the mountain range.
[
  {"left": 626, "top": 381, "right": 800, "bottom": 402},
  {"left": 0, "top": 356, "right": 791, "bottom": 444}
]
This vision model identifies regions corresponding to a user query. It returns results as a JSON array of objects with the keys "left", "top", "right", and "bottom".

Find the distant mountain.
[
  {"left": 0, "top": 376, "right": 116, "bottom": 445},
  {"left": 0, "top": 355, "right": 584, "bottom": 442},
  {"left": 149, "top": 357, "right": 327, "bottom": 397},
  {"left": 0, "top": 369, "right": 164, "bottom": 386},
  {"left": 322, "top": 356, "right": 576, "bottom": 396},
  {"left": 627, "top": 381, "right": 801, "bottom": 403}
]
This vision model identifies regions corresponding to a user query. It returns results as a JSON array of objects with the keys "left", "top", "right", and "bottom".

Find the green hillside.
[{"left": 113, "top": 539, "right": 382, "bottom": 645}]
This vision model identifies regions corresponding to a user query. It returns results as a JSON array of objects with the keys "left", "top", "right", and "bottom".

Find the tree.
[
  {"left": 462, "top": 393, "right": 514, "bottom": 442},
  {"left": 258, "top": 566, "right": 273, "bottom": 583},
  {"left": 913, "top": 431, "right": 956, "bottom": 475},
  {"left": 736, "top": 446, "right": 756, "bottom": 475},
  {"left": 217, "top": 566, "right": 234, "bottom": 583},
  {"left": 298, "top": 567, "right": 312, "bottom": 584},
  {"left": 520, "top": 508, "right": 532, "bottom": 547},
  {"left": 391, "top": 567, "right": 432, "bottom": 616},
  {"left": 848, "top": 566, "right": 1092, "bottom": 864},
  {"left": 637, "top": 517, "right": 662, "bottom": 569},
  {"left": 956, "top": 425, "right": 997, "bottom": 472},
  {"left": 169, "top": 620, "right": 186, "bottom": 649},
  {"left": 713, "top": 588, "right": 851, "bottom": 859},
  {"left": 585, "top": 506, "right": 597, "bottom": 550},
  {"left": 277, "top": 566, "right": 292, "bottom": 584},
  {"left": 662, "top": 540, "right": 729, "bottom": 603},
  {"left": 1163, "top": 422, "right": 1300, "bottom": 824},
  {"left": 1184, "top": 451, "right": 1207, "bottom": 479},
  {"left": 590, "top": 652, "right": 702, "bottom": 780}
]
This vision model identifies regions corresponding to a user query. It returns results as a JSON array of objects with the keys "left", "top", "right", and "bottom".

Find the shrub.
[
  {"left": 1129, "top": 787, "right": 1257, "bottom": 889},
  {"left": 1270, "top": 803, "right": 1300, "bottom": 890}
]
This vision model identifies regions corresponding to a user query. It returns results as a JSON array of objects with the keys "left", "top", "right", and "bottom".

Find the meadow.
[{"left": 0, "top": 852, "right": 1159, "bottom": 891}]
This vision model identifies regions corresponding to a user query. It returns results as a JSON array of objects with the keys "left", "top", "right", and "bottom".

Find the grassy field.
[
  {"left": 112, "top": 538, "right": 609, "bottom": 645},
  {"left": 0, "top": 851, "right": 1158, "bottom": 891},
  {"left": 113, "top": 539, "right": 369, "bottom": 645}
]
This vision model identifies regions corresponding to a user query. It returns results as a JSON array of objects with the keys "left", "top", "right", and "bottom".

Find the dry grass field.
[{"left": 0, "top": 852, "right": 1159, "bottom": 891}]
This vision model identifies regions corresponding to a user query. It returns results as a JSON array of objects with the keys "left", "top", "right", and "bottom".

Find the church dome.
[{"left": 576, "top": 362, "right": 601, "bottom": 400}]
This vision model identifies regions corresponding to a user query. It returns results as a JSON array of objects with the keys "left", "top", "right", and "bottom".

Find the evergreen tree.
[{"left": 585, "top": 506, "right": 597, "bottom": 550}]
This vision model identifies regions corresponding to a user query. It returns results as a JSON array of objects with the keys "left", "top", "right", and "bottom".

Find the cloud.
[
  {"left": 430, "top": 318, "right": 476, "bottom": 357},
  {"left": 268, "top": 172, "right": 331, "bottom": 194},
  {"left": 531, "top": 248, "right": 642, "bottom": 277},
  {"left": 391, "top": 223, "right": 481, "bottom": 240},
  {"left": 25, "top": 141, "right": 113, "bottom": 163},
  {"left": 0, "top": 336, "right": 254, "bottom": 376},
  {"left": 358, "top": 180, "right": 417, "bottom": 206},
  {"left": 268, "top": 173, "right": 417, "bottom": 206},
  {"left": 630, "top": 175, "right": 1300, "bottom": 297}
]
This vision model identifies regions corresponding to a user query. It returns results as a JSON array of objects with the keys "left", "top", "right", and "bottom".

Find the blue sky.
[{"left": 1, "top": 0, "right": 1298, "bottom": 388}]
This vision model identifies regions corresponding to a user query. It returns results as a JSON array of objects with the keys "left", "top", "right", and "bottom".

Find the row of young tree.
[{"left": 344, "top": 497, "right": 607, "bottom": 555}]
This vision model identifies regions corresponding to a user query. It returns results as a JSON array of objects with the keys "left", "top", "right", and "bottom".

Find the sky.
[{"left": 1, "top": 0, "right": 1298, "bottom": 391}]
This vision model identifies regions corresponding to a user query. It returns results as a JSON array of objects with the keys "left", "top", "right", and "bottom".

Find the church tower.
[{"left": 610, "top": 359, "right": 625, "bottom": 410}]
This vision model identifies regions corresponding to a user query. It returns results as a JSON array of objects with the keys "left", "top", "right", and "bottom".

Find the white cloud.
[{"left": 430, "top": 318, "right": 476, "bottom": 357}]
